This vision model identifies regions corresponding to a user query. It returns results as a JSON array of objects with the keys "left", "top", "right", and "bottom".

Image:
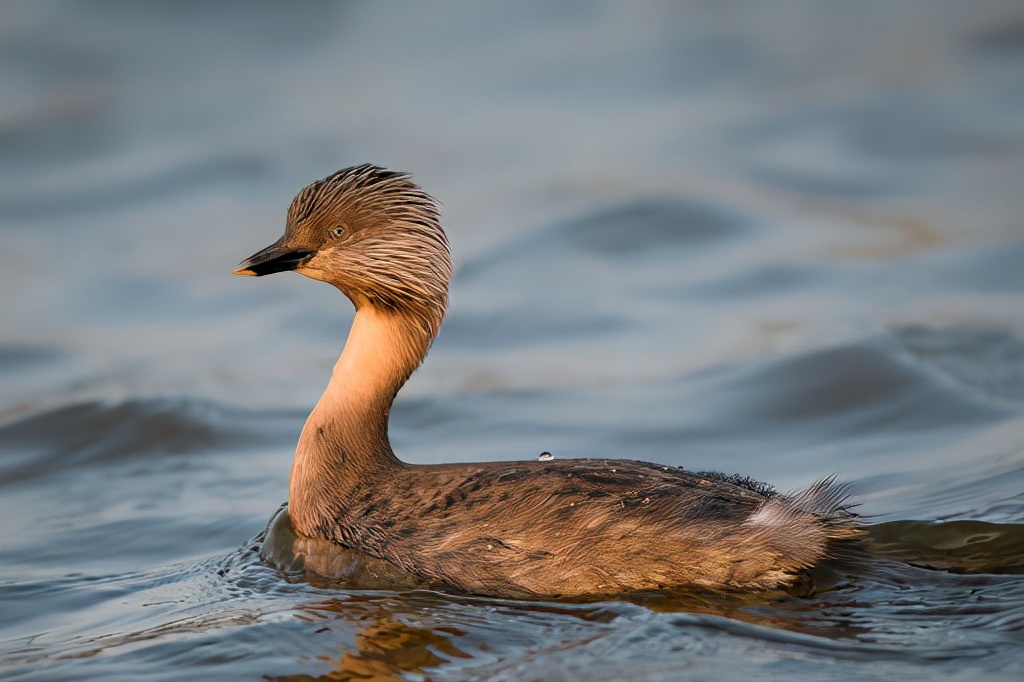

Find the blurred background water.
[{"left": 1, "top": 1, "right": 1023, "bottom": 680}]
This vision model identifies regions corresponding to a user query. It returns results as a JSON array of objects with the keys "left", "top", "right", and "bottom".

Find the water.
[{"left": 2, "top": 1, "right": 1023, "bottom": 680}]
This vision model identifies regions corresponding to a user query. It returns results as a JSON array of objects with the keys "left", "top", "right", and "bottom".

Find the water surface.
[{"left": 2, "top": 2, "right": 1023, "bottom": 680}]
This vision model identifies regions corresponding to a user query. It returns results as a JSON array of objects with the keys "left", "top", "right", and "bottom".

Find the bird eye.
[{"left": 330, "top": 226, "right": 345, "bottom": 239}]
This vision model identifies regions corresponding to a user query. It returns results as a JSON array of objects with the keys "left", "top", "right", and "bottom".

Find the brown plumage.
[{"left": 235, "top": 164, "right": 864, "bottom": 598}]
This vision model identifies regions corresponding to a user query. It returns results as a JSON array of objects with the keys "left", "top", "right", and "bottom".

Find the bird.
[{"left": 234, "top": 163, "right": 863, "bottom": 599}]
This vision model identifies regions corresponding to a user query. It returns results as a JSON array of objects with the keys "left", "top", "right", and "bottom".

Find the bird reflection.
[{"left": 269, "top": 598, "right": 469, "bottom": 682}]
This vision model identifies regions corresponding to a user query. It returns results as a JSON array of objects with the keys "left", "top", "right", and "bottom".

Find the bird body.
[{"left": 235, "top": 164, "right": 862, "bottom": 598}]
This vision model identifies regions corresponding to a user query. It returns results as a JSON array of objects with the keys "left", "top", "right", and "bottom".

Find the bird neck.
[{"left": 288, "top": 305, "right": 433, "bottom": 535}]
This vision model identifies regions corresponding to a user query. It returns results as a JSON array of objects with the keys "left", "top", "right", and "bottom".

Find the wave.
[{"left": 0, "top": 397, "right": 299, "bottom": 486}]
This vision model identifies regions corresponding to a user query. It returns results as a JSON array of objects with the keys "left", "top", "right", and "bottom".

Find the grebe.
[{"left": 235, "top": 164, "right": 862, "bottom": 598}]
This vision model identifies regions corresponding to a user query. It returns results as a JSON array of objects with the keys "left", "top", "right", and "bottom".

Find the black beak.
[{"left": 233, "top": 240, "right": 315, "bottom": 277}]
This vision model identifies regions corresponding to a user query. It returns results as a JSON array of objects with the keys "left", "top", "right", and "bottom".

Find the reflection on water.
[
  {"left": 272, "top": 598, "right": 473, "bottom": 682},
  {"left": 2, "top": 1, "right": 1024, "bottom": 681},
  {"left": 869, "top": 520, "right": 1023, "bottom": 575}
]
